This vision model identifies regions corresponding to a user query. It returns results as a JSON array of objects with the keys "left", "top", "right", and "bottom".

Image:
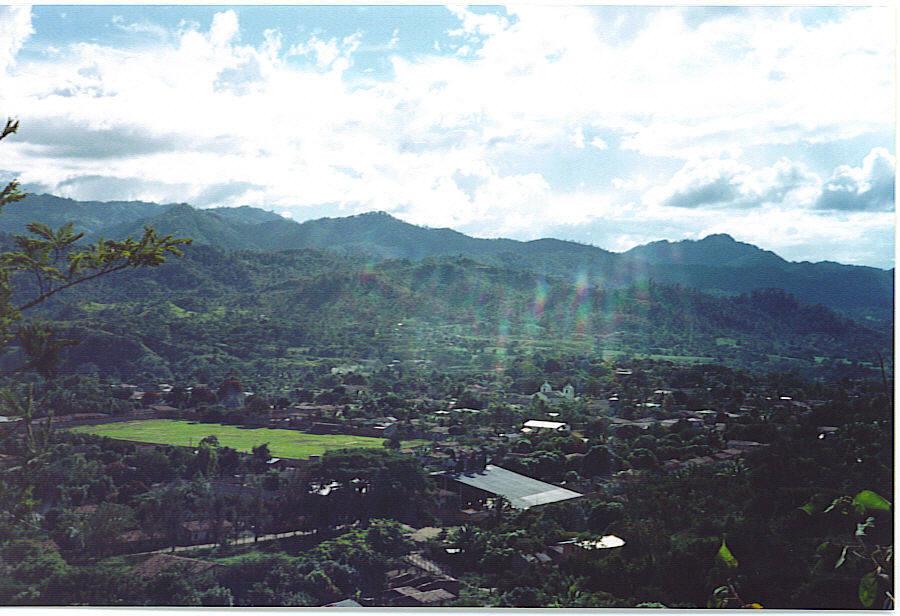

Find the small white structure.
[
  {"left": 523, "top": 419, "right": 571, "bottom": 434},
  {"left": 577, "top": 535, "right": 626, "bottom": 550}
]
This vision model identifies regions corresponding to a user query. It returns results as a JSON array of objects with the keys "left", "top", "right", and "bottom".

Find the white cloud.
[
  {"left": 288, "top": 32, "right": 361, "bottom": 71},
  {"left": 612, "top": 174, "right": 649, "bottom": 192},
  {"left": 0, "top": 6, "right": 33, "bottom": 74},
  {"left": 570, "top": 127, "right": 585, "bottom": 149},
  {"left": 0, "top": 6, "right": 893, "bottom": 266},
  {"left": 647, "top": 157, "right": 820, "bottom": 209},
  {"left": 816, "top": 147, "right": 895, "bottom": 211},
  {"left": 447, "top": 6, "right": 510, "bottom": 39},
  {"left": 111, "top": 15, "right": 169, "bottom": 40}
]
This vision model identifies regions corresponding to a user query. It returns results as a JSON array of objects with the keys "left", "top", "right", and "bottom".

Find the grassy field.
[{"left": 70, "top": 419, "right": 413, "bottom": 460}]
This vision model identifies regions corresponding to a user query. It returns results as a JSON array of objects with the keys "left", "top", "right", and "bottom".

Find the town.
[{"left": 1, "top": 353, "right": 887, "bottom": 608}]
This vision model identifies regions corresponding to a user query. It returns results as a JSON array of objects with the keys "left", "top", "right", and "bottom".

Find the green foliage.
[
  {"left": 0, "top": 539, "right": 69, "bottom": 586},
  {"left": 9, "top": 235, "right": 889, "bottom": 383},
  {"left": 858, "top": 571, "right": 879, "bottom": 608},
  {"left": 0, "top": 120, "right": 187, "bottom": 354},
  {"left": 199, "top": 585, "right": 234, "bottom": 606},
  {"left": 852, "top": 490, "right": 891, "bottom": 514},
  {"left": 716, "top": 539, "right": 739, "bottom": 569}
]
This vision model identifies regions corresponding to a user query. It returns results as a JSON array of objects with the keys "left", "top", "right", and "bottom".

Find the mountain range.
[{"left": 1, "top": 193, "right": 893, "bottom": 322}]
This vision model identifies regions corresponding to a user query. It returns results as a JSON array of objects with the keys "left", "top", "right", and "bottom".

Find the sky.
[{"left": 0, "top": 4, "right": 895, "bottom": 268}]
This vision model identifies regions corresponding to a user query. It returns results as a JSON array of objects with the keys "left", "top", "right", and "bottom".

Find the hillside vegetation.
[{"left": 0, "top": 196, "right": 892, "bottom": 322}]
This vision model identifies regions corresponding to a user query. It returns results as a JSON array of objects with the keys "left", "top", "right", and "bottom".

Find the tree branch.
[{"left": 16, "top": 262, "right": 131, "bottom": 312}]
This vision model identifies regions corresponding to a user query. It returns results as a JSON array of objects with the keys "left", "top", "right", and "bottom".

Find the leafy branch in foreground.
[
  {"left": 0, "top": 118, "right": 190, "bottom": 455},
  {"left": 811, "top": 490, "right": 893, "bottom": 609},
  {"left": 0, "top": 118, "right": 191, "bottom": 354}
]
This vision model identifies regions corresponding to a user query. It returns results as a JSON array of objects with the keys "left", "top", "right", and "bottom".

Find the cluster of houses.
[{"left": 380, "top": 555, "right": 461, "bottom": 607}]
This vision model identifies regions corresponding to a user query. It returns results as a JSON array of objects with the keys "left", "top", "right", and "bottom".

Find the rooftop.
[
  {"left": 447, "top": 464, "right": 582, "bottom": 510},
  {"left": 523, "top": 420, "right": 569, "bottom": 430},
  {"left": 325, "top": 598, "right": 364, "bottom": 608},
  {"left": 131, "top": 553, "right": 219, "bottom": 579}
]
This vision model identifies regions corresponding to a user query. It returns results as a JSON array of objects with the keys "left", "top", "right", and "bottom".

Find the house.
[
  {"left": 384, "top": 586, "right": 455, "bottom": 607},
  {"left": 522, "top": 419, "right": 571, "bottom": 434},
  {"left": 382, "top": 561, "right": 459, "bottom": 607},
  {"left": 817, "top": 426, "right": 839, "bottom": 439},
  {"left": 309, "top": 422, "right": 343, "bottom": 434},
  {"left": 131, "top": 553, "right": 221, "bottom": 580},
  {"left": 117, "top": 529, "right": 168, "bottom": 553},
  {"left": 149, "top": 404, "right": 178, "bottom": 414},
  {"left": 181, "top": 519, "right": 233, "bottom": 544},
  {"left": 426, "top": 426, "right": 451, "bottom": 441},
  {"left": 694, "top": 409, "right": 719, "bottom": 424},
  {"left": 726, "top": 440, "right": 765, "bottom": 451},
  {"left": 713, "top": 449, "right": 744, "bottom": 461}
]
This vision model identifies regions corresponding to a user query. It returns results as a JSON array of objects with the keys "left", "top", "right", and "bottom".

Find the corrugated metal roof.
[{"left": 448, "top": 464, "right": 582, "bottom": 509}]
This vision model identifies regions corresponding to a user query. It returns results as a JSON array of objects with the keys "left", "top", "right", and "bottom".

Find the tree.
[
  {"left": 628, "top": 448, "right": 658, "bottom": 470},
  {"left": 251, "top": 443, "right": 272, "bottom": 472},
  {"left": 245, "top": 395, "right": 270, "bottom": 414},
  {"left": 192, "top": 439, "right": 219, "bottom": 478},
  {"left": 0, "top": 119, "right": 189, "bottom": 452},
  {"left": 219, "top": 446, "right": 241, "bottom": 476},
  {"left": 0, "top": 119, "right": 189, "bottom": 353},
  {"left": 82, "top": 502, "right": 136, "bottom": 558},
  {"left": 492, "top": 495, "right": 511, "bottom": 524},
  {"left": 582, "top": 445, "right": 614, "bottom": 477}
]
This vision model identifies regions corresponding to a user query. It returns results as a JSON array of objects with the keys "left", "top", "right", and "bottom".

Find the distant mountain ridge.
[
  {"left": 0, "top": 194, "right": 892, "bottom": 321},
  {"left": 623, "top": 234, "right": 787, "bottom": 268}
]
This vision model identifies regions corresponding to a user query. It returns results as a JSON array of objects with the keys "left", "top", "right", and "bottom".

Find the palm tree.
[
  {"left": 492, "top": 495, "right": 511, "bottom": 524},
  {"left": 450, "top": 524, "right": 485, "bottom": 567}
]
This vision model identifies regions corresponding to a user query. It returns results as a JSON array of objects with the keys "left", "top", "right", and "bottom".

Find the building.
[
  {"left": 532, "top": 382, "right": 576, "bottom": 405},
  {"left": 381, "top": 557, "right": 459, "bottom": 607},
  {"left": 324, "top": 599, "right": 364, "bottom": 608},
  {"left": 181, "top": 519, "right": 233, "bottom": 544},
  {"left": 440, "top": 464, "right": 583, "bottom": 510},
  {"left": 131, "top": 553, "right": 221, "bottom": 580},
  {"left": 522, "top": 419, "right": 571, "bottom": 434}
]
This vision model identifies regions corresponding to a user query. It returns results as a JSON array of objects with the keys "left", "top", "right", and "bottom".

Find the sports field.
[{"left": 70, "top": 419, "right": 409, "bottom": 460}]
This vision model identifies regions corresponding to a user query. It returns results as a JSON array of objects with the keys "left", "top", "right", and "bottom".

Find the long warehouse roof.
[{"left": 448, "top": 464, "right": 583, "bottom": 509}]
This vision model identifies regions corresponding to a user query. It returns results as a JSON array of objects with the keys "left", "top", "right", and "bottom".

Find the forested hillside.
[
  {"left": 0, "top": 196, "right": 892, "bottom": 322},
  {"left": 8, "top": 242, "right": 888, "bottom": 386}
]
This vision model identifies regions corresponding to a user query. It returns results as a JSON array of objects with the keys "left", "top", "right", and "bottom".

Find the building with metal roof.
[
  {"left": 443, "top": 464, "right": 582, "bottom": 510},
  {"left": 522, "top": 419, "right": 571, "bottom": 433}
]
